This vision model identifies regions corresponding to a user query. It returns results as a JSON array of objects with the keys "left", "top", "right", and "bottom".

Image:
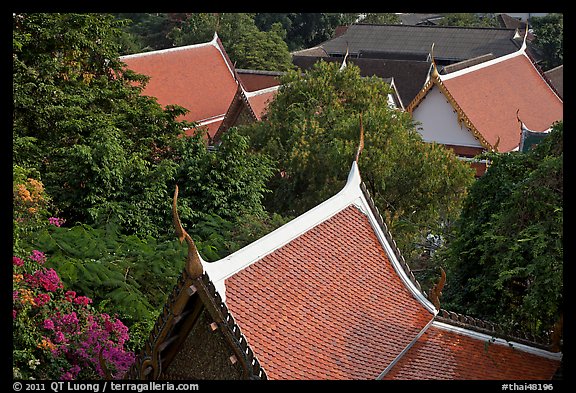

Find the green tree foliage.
[
  {"left": 167, "top": 13, "right": 294, "bottom": 72},
  {"left": 530, "top": 13, "right": 563, "bottom": 71},
  {"left": 438, "top": 13, "right": 498, "bottom": 27},
  {"left": 13, "top": 13, "right": 188, "bottom": 236},
  {"left": 167, "top": 129, "right": 276, "bottom": 234},
  {"left": 112, "top": 13, "right": 187, "bottom": 53},
  {"left": 254, "top": 13, "right": 356, "bottom": 51},
  {"left": 239, "top": 61, "right": 475, "bottom": 262},
  {"left": 438, "top": 122, "right": 563, "bottom": 338},
  {"left": 13, "top": 13, "right": 277, "bottom": 240},
  {"left": 359, "top": 13, "right": 402, "bottom": 24}
]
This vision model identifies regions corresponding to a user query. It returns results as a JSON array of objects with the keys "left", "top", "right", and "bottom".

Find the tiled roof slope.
[
  {"left": 202, "top": 159, "right": 561, "bottom": 379},
  {"left": 319, "top": 24, "right": 521, "bottom": 62},
  {"left": 224, "top": 205, "right": 433, "bottom": 379},
  {"left": 439, "top": 47, "right": 563, "bottom": 152},
  {"left": 212, "top": 84, "right": 279, "bottom": 143},
  {"left": 383, "top": 323, "right": 560, "bottom": 380},
  {"left": 124, "top": 187, "right": 267, "bottom": 380},
  {"left": 120, "top": 33, "right": 238, "bottom": 139},
  {"left": 236, "top": 68, "right": 283, "bottom": 92},
  {"left": 292, "top": 55, "right": 431, "bottom": 108}
]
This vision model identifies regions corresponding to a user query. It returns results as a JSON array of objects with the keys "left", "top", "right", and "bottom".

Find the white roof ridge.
[
  {"left": 432, "top": 321, "right": 563, "bottom": 360},
  {"left": 244, "top": 85, "right": 280, "bottom": 98},
  {"left": 441, "top": 27, "right": 528, "bottom": 81},
  {"left": 120, "top": 33, "right": 219, "bottom": 60},
  {"left": 202, "top": 160, "right": 437, "bottom": 313},
  {"left": 440, "top": 46, "right": 525, "bottom": 81}
]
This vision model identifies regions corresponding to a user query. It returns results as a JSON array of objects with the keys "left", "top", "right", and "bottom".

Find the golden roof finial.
[
  {"left": 173, "top": 185, "right": 204, "bottom": 279},
  {"left": 430, "top": 42, "right": 439, "bottom": 78},
  {"left": 355, "top": 113, "right": 364, "bottom": 162},
  {"left": 428, "top": 267, "right": 446, "bottom": 310}
]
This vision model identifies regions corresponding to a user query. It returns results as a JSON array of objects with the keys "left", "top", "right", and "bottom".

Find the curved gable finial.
[
  {"left": 173, "top": 185, "right": 204, "bottom": 279},
  {"left": 429, "top": 42, "right": 439, "bottom": 78},
  {"left": 520, "top": 25, "right": 529, "bottom": 52},
  {"left": 355, "top": 113, "right": 364, "bottom": 163}
]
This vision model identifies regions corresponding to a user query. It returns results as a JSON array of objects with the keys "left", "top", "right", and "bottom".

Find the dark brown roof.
[
  {"left": 544, "top": 65, "right": 563, "bottom": 99},
  {"left": 292, "top": 55, "right": 431, "bottom": 108},
  {"left": 319, "top": 24, "right": 522, "bottom": 63}
]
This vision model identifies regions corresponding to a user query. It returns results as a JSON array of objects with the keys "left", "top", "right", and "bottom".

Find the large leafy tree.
[
  {"left": 13, "top": 13, "right": 277, "bottom": 240},
  {"left": 530, "top": 13, "right": 563, "bottom": 71},
  {"left": 438, "top": 122, "right": 563, "bottom": 338},
  {"left": 13, "top": 13, "right": 186, "bottom": 236},
  {"left": 254, "top": 13, "right": 356, "bottom": 51},
  {"left": 167, "top": 13, "right": 294, "bottom": 72},
  {"left": 239, "top": 61, "right": 475, "bottom": 263}
]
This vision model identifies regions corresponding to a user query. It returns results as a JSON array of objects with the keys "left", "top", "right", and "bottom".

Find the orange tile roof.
[
  {"left": 245, "top": 86, "right": 278, "bottom": 120},
  {"left": 224, "top": 205, "right": 434, "bottom": 379},
  {"left": 203, "top": 162, "right": 562, "bottom": 380},
  {"left": 383, "top": 324, "right": 560, "bottom": 380},
  {"left": 201, "top": 162, "right": 561, "bottom": 380},
  {"left": 440, "top": 51, "right": 563, "bottom": 152},
  {"left": 121, "top": 35, "right": 238, "bottom": 138}
]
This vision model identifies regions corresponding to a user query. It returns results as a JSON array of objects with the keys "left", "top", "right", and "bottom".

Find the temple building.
[
  {"left": 125, "top": 128, "right": 562, "bottom": 380},
  {"left": 406, "top": 34, "right": 562, "bottom": 176}
]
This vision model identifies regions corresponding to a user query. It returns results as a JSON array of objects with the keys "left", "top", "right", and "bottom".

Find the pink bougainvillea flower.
[
  {"left": 13, "top": 257, "right": 24, "bottom": 266},
  {"left": 65, "top": 291, "right": 77, "bottom": 302},
  {"left": 73, "top": 296, "right": 92, "bottom": 306},
  {"left": 29, "top": 250, "right": 47, "bottom": 265},
  {"left": 35, "top": 293, "right": 51, "bottom": 307},
  {"left": 48, "top": 217, "right": 66, "bottom": 227},
  {"left": 43, "top": 319, "right": 55, "bottom": 330},
  {"left": 29, "top": 268, "right": 63, "bottom": 292}
]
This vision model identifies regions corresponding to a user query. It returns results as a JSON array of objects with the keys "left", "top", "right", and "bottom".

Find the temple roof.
[
  {"left": 120, "top": 33, "right": 238, "bottom": 139},
  {"left": 408, "top": 42, "right": 563, "bottom": 152},
  {"left": 203, "top": 160, "right": 436, "bottom": 379},
  {"left": 198, "top": 157, "right": 561, "bottom": 379},
  {"left": 382, "top": 322, "right": 561, "bottom": 380},
  {"left": 317, "top": 24, "right": 523, "bottom": 63},
  {"left": 292, "top": 55, "right": 431, "bottom": 108}
]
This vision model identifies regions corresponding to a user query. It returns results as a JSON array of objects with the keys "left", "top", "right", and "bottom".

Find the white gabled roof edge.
[
  {"left": 202, "top": 160, "right": 437, "bottom": 314},
  {"left": 433, "top": 321, "right": 563, "bottom": 360},
  {"left": 244, "top": 85, "right": 280, "bottom": 98},
  {"left": 120, "top": 32, "right": 237, "bottom": 83},
  {"left": 120, "top": 32, "right": 220, "bottom": 60},
  {"left": 440, "top": 46, "right": 525, "bottom": 81},
  {"left": 441, "top": 28, "right": 528, "bottom": 81}
]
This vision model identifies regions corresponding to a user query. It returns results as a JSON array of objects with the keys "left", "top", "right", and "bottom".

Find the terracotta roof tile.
[
  {"left": 121, "top": 40, "right": 238, "bottom": 135},
  {"left": 224, "top": 205, "right": 433, "bottom": 380},
  {"left": 384, "top": 324, "right": 560, "bottom": 380},
  {"left": 441, "top": 53, "right": 563, "bottom": 152}
]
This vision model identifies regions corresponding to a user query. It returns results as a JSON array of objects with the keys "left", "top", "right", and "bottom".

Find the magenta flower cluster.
[
  {"left": 13, "top": 250, "right": 135, "bottom": 379},
  {"left": 48, "top": 217, "right": 66, "bottom": 227}
]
